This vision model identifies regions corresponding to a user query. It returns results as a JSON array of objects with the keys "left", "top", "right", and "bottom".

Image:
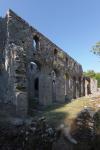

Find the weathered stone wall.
[
  {"left": 0, "top": 17, "right": 6, "bottom": 52},
  {"left": 90, "top": 78, "right": 97, "bottom": 94},
  {"left": 0, "top": 17, "right": 8, "bottom": 103},
  {"left": 4, "top": 10, "right": 29, "bottom": 116},
  {"left": 6, "top": 10, "right": 83, "bottom": 103},
  {"left": 82, "top": 77, "right": 98, "bottom": 96},
  {"left": 83, "top": 77, "right": 91, "bottom": 96},
  {"left": 0, "top": 10, "right": 84, "bottom": 115},
  {"left": 0, "top": 9, "right": 98, "bottom": 116}
]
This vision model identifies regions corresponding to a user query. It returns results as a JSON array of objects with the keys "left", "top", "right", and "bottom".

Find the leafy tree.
[
  {"left": 83, "top": 70, "right": 95, "bottom": 78},
  {"left": 91, "top": 41, "right": 100, "bottom": 55},
  {"left": 95, "top": 73, "right": 100, "bottom": 87},
  {"left": 91, "top": 41, "right": 100, "bottom": 87},
  {"left": 84, "top": 70, "right": 100, "bottom": 87}
]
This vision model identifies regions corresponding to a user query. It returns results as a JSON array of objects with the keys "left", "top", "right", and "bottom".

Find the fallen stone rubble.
[
  {"left": 0, "top": 109, "right": 100, "bottom": 150},
  {"left": 71, "top": 109, "right": 100, "bottom": 150},
  {"left": 0, "top": 117, "right": 56, "bottom": 150}
]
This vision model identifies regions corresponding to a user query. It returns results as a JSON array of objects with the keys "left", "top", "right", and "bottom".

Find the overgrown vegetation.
[
  {"left": 84, "top": 70, "right": 100, "bottom": 87},
  {"left": 16, "top": 85, "right": 26, "bottom": 91},
  {"left": 90, "top": 41, "right": 100, "bottom": 87},
  {"left": 91, "top": 41, "right": 100, "bottom": 55}
]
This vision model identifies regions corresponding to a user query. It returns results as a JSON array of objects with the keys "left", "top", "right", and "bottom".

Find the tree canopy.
[
  {"left": 84, "top": 70, "right": 100, "bottom": 87},
  {"left": 90, "top": 41, "right": 100, "bottom": 87},
  {"left": 91, "top": 41, "right": 100, "bottom": 55},
  {"left": 83, "top": 70, "right": 96, "bottom": 78}
]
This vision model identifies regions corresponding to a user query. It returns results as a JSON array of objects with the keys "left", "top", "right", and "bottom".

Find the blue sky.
[{"left": 0, "top": 0, "right": 100, "bottom": 72}]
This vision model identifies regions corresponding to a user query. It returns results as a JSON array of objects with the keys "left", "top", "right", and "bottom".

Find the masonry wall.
[
  {"left": 90, "top": 78, "right": 97, "bottom": 93},
  {"left": 0, "top": 10, "right": 98, "bottom": 116},
  {"left": 5, "top": 10, "right": 84, "bottom": 115},
  {"left": 0, "top": 17, "right": 9, "bottom": 103},
  {"left": 82, "top": 77, "right": 98, "bottom": 96},
  {"left": 0, "top": 17, "right": 6, "bottom": 51}
]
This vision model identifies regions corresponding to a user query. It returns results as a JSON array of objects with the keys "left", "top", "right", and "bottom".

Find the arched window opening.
[
  {"left": 54, "top": 69, "right": 59, "bottom": 77},
  {"left": 30, "top": 62, "right": 38, "bottom": 72},
  {"left": 73, "top": 62, "right": 76, "bottom": 68},
  {"left": 51, "top": 69, "right": 60, "bottom": 79},
  {"left": 54, "top": 49, "right": 58, "bottom": 55},
  {"left": 65, "top": 73, "right": 69, "bottom": 79},
  {"left": 51, "top": 70, "right": 56, "bottom": 79},
  {"left": 33, "top": 35, "right": 40, "bottom": 50},
  {"left": 29, "top": 61, "right": 40, "bottom": 74},
  {"left": 54, "top": 49, "right": 58, "bottom": 61}
]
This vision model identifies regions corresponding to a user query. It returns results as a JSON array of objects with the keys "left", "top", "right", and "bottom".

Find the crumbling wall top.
[{"left": 5, "top": 9, "right": 82, "bottom": 69}]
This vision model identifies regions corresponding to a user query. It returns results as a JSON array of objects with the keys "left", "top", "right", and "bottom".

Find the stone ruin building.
[{"left": 0, "top": 10, "right": 98, "bottom": 116}]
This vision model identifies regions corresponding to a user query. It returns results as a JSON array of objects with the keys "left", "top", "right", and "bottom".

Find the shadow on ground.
[{"left": 30, "top": 103, "right": 69, "bottom": 127}]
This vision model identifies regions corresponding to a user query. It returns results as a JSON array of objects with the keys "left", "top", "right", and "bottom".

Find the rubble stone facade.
[
  {"left": 83, "top": 77, "right": 98, "bottom": 96},
  {"left": 0, "top": 10, "right": 98, "bottom": 116}
]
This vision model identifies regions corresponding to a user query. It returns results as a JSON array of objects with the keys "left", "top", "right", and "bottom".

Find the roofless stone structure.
[{"left": 0, "top": 10, "right": 97, "bottom": 116}]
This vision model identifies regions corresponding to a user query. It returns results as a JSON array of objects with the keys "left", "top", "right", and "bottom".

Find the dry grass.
[{"left": 39, "top": 95, "right": 100, "bottom": 127}]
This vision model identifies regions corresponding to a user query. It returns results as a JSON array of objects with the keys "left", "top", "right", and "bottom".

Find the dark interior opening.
[{"left": 34, "top": 78, "right": 39, "bottom": 91}]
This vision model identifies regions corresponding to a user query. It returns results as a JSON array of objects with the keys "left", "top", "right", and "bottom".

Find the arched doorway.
[
  {"left": 51, "top": 70, "right": 57, "bottom": 102},
  {"left": 28, "top": 61, "right": 40, "bottom": 102},
  {"left": 34, "top": 77, "right": 39, "bottom": 99},
  {"left": 73, "top": 77, "right": 76, "bottom": 99},
  {"left": 87, "top": 79, "right": 91, "bottom": 95},
  {"left": 33, "top": 35, "right": 40, "bottom": 50},
  {"left": 65, "top": 73, "right": 70, "bottom": 100},
  {"left": 52, "top": 80, "right": 56, "bottom": 102}
]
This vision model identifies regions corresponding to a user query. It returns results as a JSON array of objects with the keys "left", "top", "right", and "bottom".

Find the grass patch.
[{"left": 32, "top": 95, "right": 100, "bottom": 127}]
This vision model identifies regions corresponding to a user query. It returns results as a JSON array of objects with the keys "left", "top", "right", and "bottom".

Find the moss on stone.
[{"left": 16, "top": 85, "right": 26, "bottom": 91}]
